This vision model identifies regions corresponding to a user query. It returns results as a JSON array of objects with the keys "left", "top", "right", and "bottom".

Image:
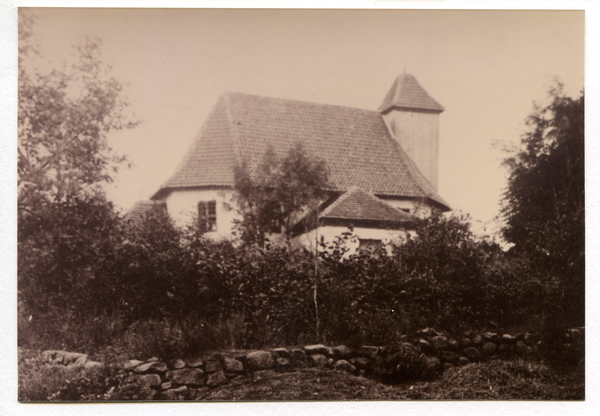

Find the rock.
[
  {"left": 463, "top": 347, "right": 480, "bottom": 362},
  {"left": 482, "top": 332, "right": 500, "bottom": 343},
  {"left": 137, "top": 374, "right": 161, "bottom": 387},
  {"left": 68, "top": 355, "right": 88, "bottom": 369},
  {"left": 482, "top": 342, "right": 497, "bottom": 356},
  {"left": 41, "top": 350, "right": 88, "bottom": 366},
  {"left": 440, "top": 351, "right": 460, "bottom": 365},
  {"left": 290, "top": 348, "right": 307, "bottom": 361},
  {"left": 84, "top": 360, "right": 102, "bottom": 370},
  {"left": 430, "top": 336, "right": 448, "bottom": 350},
  {"left": 135, "top": 361, "right": 167, "bottom": 373},
  {"left": 357, "top": 346, "right": 380, "bottom": 358},
  {"left": 332, "top": 345, "right": 352, "bottom": 359},
  {"left": 274, "top": 357, "right": 293, "bottom": 372},
  {"left": 417, "top": 327, "right": 439, "bottom": 337},
  {"left": 171, "top": 358, "right": 186, "bottom": 369},
  {"left": 460, "top": 338, "right": 473, "bottom": 348},
  {"left": 206, "top": 370, "right": 228, "bottom": 388},
  {"left": 124, "top": 359, "right": 144, "bottom": 370},
  {"left": 304, "top": 344, "right": 328, "bottom": 355},
  {"left": 290, "top": 348, "right": 307, "bottom": 367},
  {"left": 443, "top": 362, "right": 454, "bottom": 371},
  {"left": 458, "top": 356, "right": 470, "bottom": 366},
  {"left": 270, "top": 348, "right": 290, "bottom": 358},
  {"left": 185, "top": 358, "right": 204, "bottom": 368},
  {"left": 309, "top": 354, "right": 329, "bottom": 368},
  {"left": 447, "top": 339, "right": 460, "bottom": 351},
  {"left": 417, "top": 339, "right": 433, "bottom": 354},
  {"left": 204, "top": 358, "right": 222, "bottom": 373},
  {"left": 170, "top": 368, "right": 205, "bottom": 386},
  {"left": 146, "top": 357, "right": 160, "bottom": 363},
  {"left": 502, "top": 334, "right": 517, "bottom": 344},
  {"left": 333, "top": 360, "right": 356, "bottom": 374},
  {"left": 351, "top": 357, "right": 370, "bottom": 370},
  {"left": 424, "top": 355, "right": 442, "bottom": 373},
  {"left": 160, "top": 386, "right": 187, "bottom": 400},
  {"left": 498, "top": 343, "right": 513, "bottom": 356},
  {"left": 328, "top": 358, "right": 335, "bottom": 367},
  {"left": 246, "top": 351, "right": 274, "bottom": 371},
  {"left": 516, "top": 340, "right": 532, "bottom": 355},
  {"left": 159, "top": 381, "right": 172, "bottom": 391},
  {"left": 472, "top": 334, "right": 483, "bottom": 346},
  {"left": 222, "top": 357, "right": 244, "bottom": 374}
]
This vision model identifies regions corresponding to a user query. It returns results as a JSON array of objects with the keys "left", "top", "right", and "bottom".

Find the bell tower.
[{"left": 379, "top": 73, "right": 444, "bottom": 190}]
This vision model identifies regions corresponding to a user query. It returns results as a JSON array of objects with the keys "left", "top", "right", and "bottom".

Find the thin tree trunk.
[{"left": 314, "top": 205, "right": 320, "bottom": 341}]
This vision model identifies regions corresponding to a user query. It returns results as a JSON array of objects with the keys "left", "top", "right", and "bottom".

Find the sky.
[{"left": 21, "top": 8, "right": 584, "bottom": 235}]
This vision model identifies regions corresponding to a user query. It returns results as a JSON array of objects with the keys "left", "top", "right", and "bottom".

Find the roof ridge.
[{"left": 224, "top": 90, "right": 379, "bottom": 115}]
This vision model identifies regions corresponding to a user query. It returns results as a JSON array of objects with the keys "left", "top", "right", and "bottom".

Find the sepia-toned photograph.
[{"left": 15, "top": 6, "right": 584, "bottom": 403}]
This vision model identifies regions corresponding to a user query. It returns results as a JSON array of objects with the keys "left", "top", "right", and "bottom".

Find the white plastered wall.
[
  {"left": 291, "top": 225, "right": 413, "bottom": 256},
  {"left": 163, "top": 188, "right": 239, "bottom": 240},
  {"left": 384, "top": 199, "right": 433, "bottom": 218}
]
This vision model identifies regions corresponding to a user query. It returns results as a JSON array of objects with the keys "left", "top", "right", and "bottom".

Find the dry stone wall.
[{"left": 41, "top": 327, "right": 584, "bottom": 400}]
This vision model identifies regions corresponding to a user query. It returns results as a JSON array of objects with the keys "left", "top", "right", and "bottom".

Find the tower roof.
[{"left": 378, "top": 73, "right": 444, "bottom": 114}]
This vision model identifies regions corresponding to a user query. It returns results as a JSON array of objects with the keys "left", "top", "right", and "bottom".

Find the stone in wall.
[
  {"left": 309, "top": 354, "right": 329, "bottom": 368},
  {"left": 222, "top": 356, "right": 244, "bottom": 374},
  {"left": 332, "top": 345, "right": 352, "bottom": 359},
  {"left": 440, "top": 351, "right": 459, "bottom": 365},
  {"left": 333, "top": 360, "right": 356, "bottom": 375},
  {"left": 270, "top": 348, "right": 290, "bottom": 359},
  {"left": 205, "top": 358, "right": 222, "bottom": 373},
  {"left": 463, "top": 347, "right": 480, "bottom": 362},
  {"left": 169, "top": 368, "right": 205, "bottom": 386},
  {"left": 304, "top": 344, "right": 329, "bottom": 355},
  {"left": 137, "top": 374, "right": 162, "bottom": 387},
  {"left": 206, "top": 370, "right": 228, "bottom": 388},
  {"left": 245, "top": 351, "right": 274, "bottom": 372},
  {"left": 430, "top": 336, "right": 448, "bottom": 351},
  {"left": 482, "top": 342, "right": 497, "bottom": 356},
  {"left": 185, "top": 357, "right": 204, "bottom": 368},
  {"left": 135, "top": 361, "right": 167, "bottom": 373},
  {"left": 447, "top": 339, "right": 460, "bottom": 351}
]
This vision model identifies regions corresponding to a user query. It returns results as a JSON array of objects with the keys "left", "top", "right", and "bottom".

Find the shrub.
[{"left": 373, "top": 343, "right": 433, "bottom": 383}]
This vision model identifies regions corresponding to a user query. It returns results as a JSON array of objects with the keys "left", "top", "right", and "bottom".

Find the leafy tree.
[
  {"left": 17, "top": 13, "right": 138, "bottom": 319},
  {"left": 18, "top": 12, "right": 138, "bottom": 217},
  {"left": 229, "top": 142, "right": 330, "bottom": 247},
  {"left": 501, "top": 84, "right": 584, "bottom": 327}
]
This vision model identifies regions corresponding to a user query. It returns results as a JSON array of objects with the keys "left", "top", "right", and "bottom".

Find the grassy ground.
[
  {"left": 197, "top": 361, "right": 584, "bottom": 401},
  {"left": 19, "top": 346, "right": 584, "bottom": 401}
]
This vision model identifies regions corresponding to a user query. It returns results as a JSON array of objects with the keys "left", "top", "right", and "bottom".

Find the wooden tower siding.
[{"left": 382, "top": 110, "right": 440, "bottom": 190}]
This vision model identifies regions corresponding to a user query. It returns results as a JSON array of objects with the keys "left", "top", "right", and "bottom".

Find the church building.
[{"left": 144, "top": 73, "right": 451, "bottom": 250}]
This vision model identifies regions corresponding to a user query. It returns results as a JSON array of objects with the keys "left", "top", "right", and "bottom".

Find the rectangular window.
[
  {"left": 198, "top": 200, "right": 217, "bottom": 232},
  {"left": 358, "top": 238, "right": 382, "bottom": 253}
]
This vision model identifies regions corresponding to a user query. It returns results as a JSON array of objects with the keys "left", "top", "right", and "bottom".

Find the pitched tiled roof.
[
  {"left": 125, "top": 200, "right": 168, "bottom": 224},
  {"left": 378, "top": 73, "right": 444, "bottom": 114},
  {"left": 320, "top": 187, "right": 414, "bottom": 223},
  {"left": 152, "top": 91, "right": 449, "bottom": 210}
]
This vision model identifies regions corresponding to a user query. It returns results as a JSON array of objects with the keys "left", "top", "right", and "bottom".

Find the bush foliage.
[{"left": 19, "top": 208, "right": 551, "bottom": 356}]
